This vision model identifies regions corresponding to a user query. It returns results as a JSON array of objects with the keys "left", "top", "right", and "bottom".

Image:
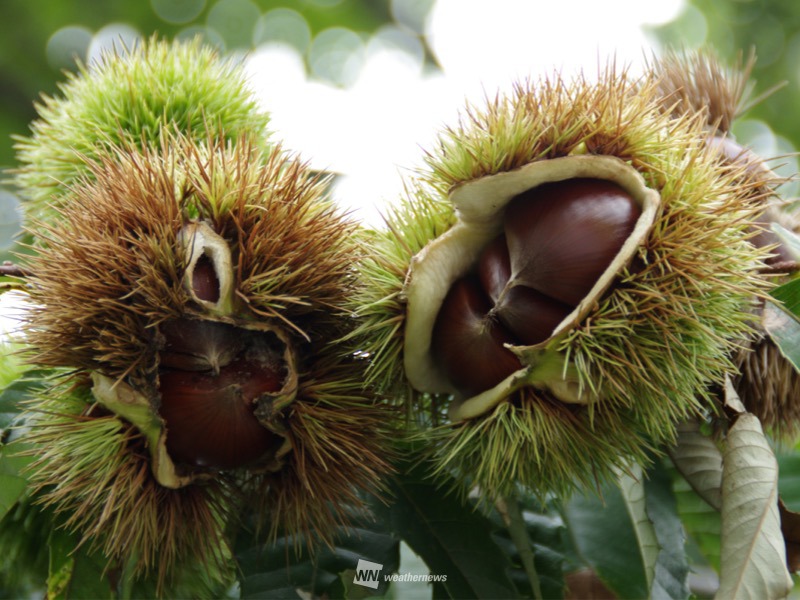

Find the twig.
[
  {"left": 0, "top": 262, "right": 28, "bottom": 278},
  {"left": 760, "top": 260, "right": 800, "bottom": 275}
]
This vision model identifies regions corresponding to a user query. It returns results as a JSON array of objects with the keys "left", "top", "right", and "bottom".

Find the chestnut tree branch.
[
  {"left": 0, "top": 262, "right": 28, "bottom": 278},
  {"left": 761, "top": 260, "right": 800, "bottom": 275}
]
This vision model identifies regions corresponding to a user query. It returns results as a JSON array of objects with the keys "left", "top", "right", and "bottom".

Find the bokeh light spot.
[
  {"left": 151, "top": 0, "right": 206, "bottom": 24},
  {"left": 0, "top": 188, "right": 21, "bottom": 252},
  {"left": 774, "top": 136, "right": 800, "bottom": 199},
  {"left": 726, "top": 0, "right": 763, "bottom": 26},
  {"left": 368, "top": 24, "right": 424, "bottom": 71},
  {"left": 248, "top": 43, "right": 307, "bottom": 86},
  {"left": 309, "top": 27, "right": 365, "bottom": 87},
  {"left": 176, "top": 25, "right": 226, "bottom": 49},
  {"left": 635, "top": 0, "right": 684, "bottom": 26},
  {"left": 46, "top": 26, "right": 93, "bottom": 71},
  {"left": 752, "top": 14, "right": 785, "bottom": 68},
  {"left": 87, "top": 24, "right": 142, "bottom": 66},
  {"left": 253, "top": 8, "right": 311, "bottom": 54},
  {"left": 732, "top": 119, "right": 777, "bottom": 156},
  {"left": 391, "top": 0, "right": 435, "bottom": 34},
  {"left": 207, "top": 0, "right": 259, "bottom": 49},
  {"left": 650, "top": 3, "right": 708, "bottom": 50}
]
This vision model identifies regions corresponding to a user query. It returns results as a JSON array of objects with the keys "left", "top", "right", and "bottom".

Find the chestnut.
[
  {"left": 477, "top": 235, "right": 512, "bottom": 304},
  {"left": 158, "top": 356, "right": 282, "bottom": 469},
  {"left": 493, "top": 285, "right": 573, "bottom": 347},
  {"left": 159, "top": 318, "right": 244, "bottom": 372},
  {"left": 431, "top": 275, "right": 522, "bottom": 397},
  {"left": 157, "top": 319, "right": 286, "bottom": 470},
  {"left": 432, "top": 177, "right": 640, "bottom": 396},
  {"left": 191, "top": 254, "right": 221, "bottom": 303},
  {"left": 504, "top": 178, "right": 640, "bottom": 306},
  {"left": 478, "top": 234, "right": 573, "bottom": 346}
]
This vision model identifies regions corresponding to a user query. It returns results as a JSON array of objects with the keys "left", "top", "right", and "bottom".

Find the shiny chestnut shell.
[
  {"left": 504, "top": 178, "right": 641, "bottom": 306},
  {"left": 159, "top": 357, "right": 282, "bottom": 469},
  {"left": 431, "top": 274, "right": 523, "bottom": 397},
  {"left": 157, "top": 319, "right": 285, "bottom": 470},
  {"left": 191, "top": 254, "right": 221, "bottom": 303},
  {"left": 432, "top": 178, "right": 640, "bottom": 397}
]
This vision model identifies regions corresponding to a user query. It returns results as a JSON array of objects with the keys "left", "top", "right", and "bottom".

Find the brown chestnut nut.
[
  {"left": 493, "top": 285, "right": 573, "bottom": 346},
  {"left": 191, "top": 254, "right": 221, "bottom": 302},
  {"left": 478, "top": 234, "right": 572, "bottom": 345},
  {"left": 158, "top": 355, "right": 282, "bottom": 469},
  {"left": 159, "top": 318, "right": 244, "bottom": 372},
  {"left": 431, "top": 177, "right": 640, "bottom": 397},
  {"left": 504, "top": 178, "right": 640, "bottom": 306},
  {"left": 431, "top": 274, "right": 522, "bottom": 397},
  {"left": 478, "top": 234, "right": 512, "bottom": 303}
]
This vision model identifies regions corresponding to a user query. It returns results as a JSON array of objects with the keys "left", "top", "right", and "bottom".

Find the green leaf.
[
  {"left": 373, "top": 454, "right": 519, "bottom": 600},
  {"left": 667, "top": 420, "right": 722, "bottom": 510},
  {"left": 667, "top": 420, "right": 723, "bottom": 571},
  {"left": 772, "top": 278, "right": 800, "bottom": 317},
  {"left": 564, "top": 463, "right": 690, "bottom": 600},
  {"left": 717, "top": 414, "right": 793, "bottom": 600},
  {"left": 670, "top": 473, "right": 721, "bottom": 572},
  {"left": 562, "top": 474, "right": 649, "bottom": 600},
  {"left": 0, "top": 376, "right": 29, "bottom": 434},
  {"left": 644, "top": 461, "right": 690, "bottom": 600},
  {"left": 617, "top": 464, "right": 659, "bottom": 591},
  {"left": 0, "top": 370, "right": 46, "bottom": 522},
  {"left": 47, "top": 528, "right": 114, "bottom": 600},
  {"left": 762, "top": 301, "right": 800, "bottom": 372},
  {"left": 777, "top": 451, "right": 800, "bottom": 512},
  {"left": 0, "top": 369, "right": 49, "bottom": 439},
  {"left": 236, "top": 509, "right": 400, "bottom": 599},
  {"left": 0, "top": 444, "right": 31, "bottom": 522},
  {"left": 0, "top": 473, "right": 26, "bottom": 523}
]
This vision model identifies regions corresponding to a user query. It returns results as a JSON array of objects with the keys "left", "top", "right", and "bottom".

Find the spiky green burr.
[
  {"left": 15, "top": 131, "right": 392, "bottom": 590},
  {"left": 4, "top": 36, "right": 394, "bottom": 595},
  {"left": 653, "top": 49, "right": 800, "bottom": 440},
  {"left": 13, "top": 36, "right": 270, "bottom": 227},
  {"left": 352, "top": 61, "right": 774, "bottom": 499}
]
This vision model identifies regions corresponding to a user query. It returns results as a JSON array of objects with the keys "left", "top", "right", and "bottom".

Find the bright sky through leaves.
[{"left": 244, "top": 0, "right": 684, "bottom": 225}]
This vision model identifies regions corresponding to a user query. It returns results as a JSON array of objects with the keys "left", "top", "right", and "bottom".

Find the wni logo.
[{"left": 353, "top": 559, "right": 383, "bottom": 589}]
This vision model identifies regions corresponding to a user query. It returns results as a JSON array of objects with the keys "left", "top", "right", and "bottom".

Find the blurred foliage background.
[
  {"left": 657, "top": 0, "right": 800, "bottom": 148},
  {"left": 0, "top": 0, "right": 430, "bottom": 262},
  {"left": 1, "top": 0, "right": 799, "bottom": 257},
  {"left": 0, "top": 0, "right": 408, "bottom": 170}
]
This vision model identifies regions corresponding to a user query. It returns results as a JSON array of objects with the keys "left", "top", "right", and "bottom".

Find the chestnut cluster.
[{"left": 432, "top": 178, "right": 641, "bottom": 397}]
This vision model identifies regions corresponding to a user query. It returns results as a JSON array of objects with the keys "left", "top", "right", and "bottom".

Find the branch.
[
  {"left": 0, "top": 262, "right": 29, "bottom": 278},
  {"left": 760, "top": 260, "right": 800, "bottom": 275}
]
